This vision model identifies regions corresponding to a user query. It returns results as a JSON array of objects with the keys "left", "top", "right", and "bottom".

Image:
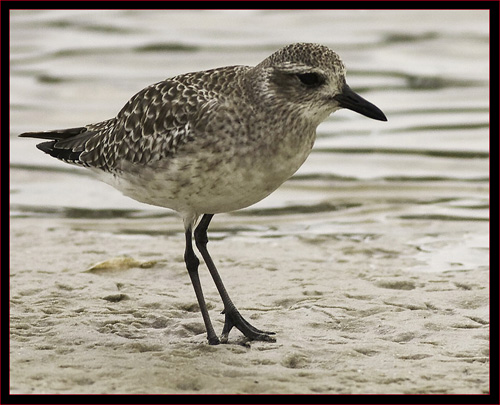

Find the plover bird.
[{"left": 20, "top": 43, "right": 387, "bottom": 345}]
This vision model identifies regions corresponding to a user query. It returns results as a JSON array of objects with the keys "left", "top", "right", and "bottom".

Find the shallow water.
[{"left": 9, "top": 10, "right": 490, "bottom": 394}]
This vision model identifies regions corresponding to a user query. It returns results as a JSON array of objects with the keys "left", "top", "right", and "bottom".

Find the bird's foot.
[
  {"left": 220, "top": 308, "right": 276, "bottom": 343},
  {"left": 207, "top": 335, "right": 221, "bottom": 345}
]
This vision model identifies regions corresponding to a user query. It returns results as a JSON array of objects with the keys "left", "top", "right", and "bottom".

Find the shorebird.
[{"left": 19, "top": 43, "right": 387, "bottom": 345}]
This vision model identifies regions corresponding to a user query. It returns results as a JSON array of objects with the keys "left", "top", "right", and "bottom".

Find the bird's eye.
[{"left": 296, "top": 73, "right": 324, "bottom": 87}]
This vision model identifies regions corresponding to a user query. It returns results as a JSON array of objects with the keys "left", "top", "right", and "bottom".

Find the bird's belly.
[{"left": 95, "top": 146, "right": 310, "bottom": 216}]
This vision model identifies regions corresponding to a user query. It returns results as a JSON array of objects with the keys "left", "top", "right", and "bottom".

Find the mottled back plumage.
[{"left": 26, "top": 66, "right": 249, "bottom": 172}]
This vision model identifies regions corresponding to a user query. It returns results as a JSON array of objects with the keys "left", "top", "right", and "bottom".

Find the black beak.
[{"left": 333, "top": 84, "right": 387, "bottom": 121}]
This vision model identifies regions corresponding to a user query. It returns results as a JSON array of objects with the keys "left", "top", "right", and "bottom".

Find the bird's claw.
[{"left": 220, "top": 308, "right": 276, "bottom": 343}]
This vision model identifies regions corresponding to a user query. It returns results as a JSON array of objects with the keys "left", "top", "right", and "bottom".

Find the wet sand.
[{"left": 10, "top": 211, "right": 489, "bottom": 394}]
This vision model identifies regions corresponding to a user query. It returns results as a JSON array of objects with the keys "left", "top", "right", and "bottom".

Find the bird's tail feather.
[
  {"left": 18, "top": 126, "right": 87, "bottom": 141},
  {"left": 19, "top": 127, "right": 90, "bottom": 165}
]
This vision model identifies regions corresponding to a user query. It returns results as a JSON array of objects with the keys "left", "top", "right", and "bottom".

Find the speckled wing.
[{"left": 19, "top": 77, "right": 217, "bottom": 172}]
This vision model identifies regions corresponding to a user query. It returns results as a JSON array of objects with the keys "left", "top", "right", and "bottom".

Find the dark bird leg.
[
  {"left": 184, "top": 227, "right": 220, "bottom": 345},
  {"left": 194, "top": 214, "right": 276, "bottom": 343}
]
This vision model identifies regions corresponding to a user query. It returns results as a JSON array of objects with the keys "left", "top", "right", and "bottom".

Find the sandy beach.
[{"left": 10, "top": 206, "right": 489, "bottom": 394}]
